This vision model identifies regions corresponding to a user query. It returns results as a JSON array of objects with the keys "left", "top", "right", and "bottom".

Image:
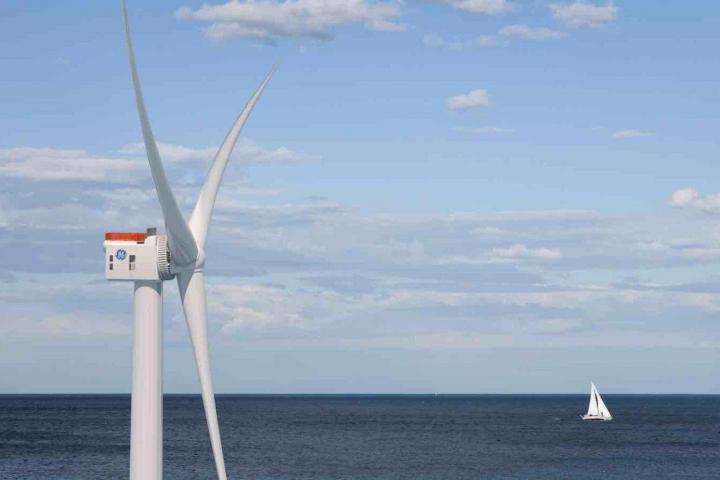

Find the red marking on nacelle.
[{"left": 105, "top": 232, "right": 146, "bottom": 242}]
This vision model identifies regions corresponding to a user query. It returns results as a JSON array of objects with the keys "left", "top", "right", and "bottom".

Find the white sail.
[
  {"left": 595, "top": 386, "right": 612, "bottom": 418},
  {"left": 586, "top": 383, "right": 600, "bottom": 416},
  {"left": 583, "top": 382, "right": 612, "bottom": 421}
]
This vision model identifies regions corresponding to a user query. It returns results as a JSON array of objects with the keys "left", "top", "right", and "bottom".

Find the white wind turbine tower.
[{"left": 103, "top": 2, "right": 276, "bottom": 478}]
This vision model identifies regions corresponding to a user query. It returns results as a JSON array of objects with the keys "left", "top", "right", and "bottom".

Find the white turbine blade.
[
  {"left": 177, "top": 270, "right": 227, "bottom": 480},
  {"left": 122, "top": 0, "right": 198, "bottom": 267},
  {"left": 188, "top": 64, "right": 278, "bottom": 250}
]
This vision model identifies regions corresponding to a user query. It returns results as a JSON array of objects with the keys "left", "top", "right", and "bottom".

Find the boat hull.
[{"left": 581, "top": 415, "right": 612, "bottom": 421}]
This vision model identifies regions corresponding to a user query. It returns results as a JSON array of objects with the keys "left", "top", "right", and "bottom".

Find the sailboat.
[{"left": 582, "top": 382, "right": 612, "bottom": 421}]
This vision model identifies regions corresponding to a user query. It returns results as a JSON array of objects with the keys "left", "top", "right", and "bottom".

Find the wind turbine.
[{"left": 103, "top": 2, "right": 276, "bottom": 478}]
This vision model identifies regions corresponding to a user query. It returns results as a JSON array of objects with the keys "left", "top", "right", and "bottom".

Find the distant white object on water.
[{"left": 582, "top": 382, "right": 612, "bottom": 421}]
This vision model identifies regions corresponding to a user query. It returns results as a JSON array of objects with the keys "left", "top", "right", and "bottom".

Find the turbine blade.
[
  {"left": 177, "top": 271, "right": 227, "bottom": 480},
  {"left": 188, "top": 63, "right": 278, "bottom": 250},
  {"left": 122, "top": 0, "right": 198, "bottom": 268}
]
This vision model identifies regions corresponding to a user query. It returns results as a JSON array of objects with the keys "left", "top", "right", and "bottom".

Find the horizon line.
[{"left": 2, "top": 392, "right": 718, "bottom": 396}]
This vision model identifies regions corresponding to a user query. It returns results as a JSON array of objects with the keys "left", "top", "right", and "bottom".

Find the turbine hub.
[{"left": 156, "top": 235, "right": 173, "bottom": 281}]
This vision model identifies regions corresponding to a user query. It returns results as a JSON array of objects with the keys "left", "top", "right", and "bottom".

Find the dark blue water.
[{"left": 1, "top": 395, "right": 718, "bottom": 479}]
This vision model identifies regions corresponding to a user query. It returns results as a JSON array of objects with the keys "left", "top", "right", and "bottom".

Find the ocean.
[{"left": 1, "top": 394, "right": 718, "bottom": 479}]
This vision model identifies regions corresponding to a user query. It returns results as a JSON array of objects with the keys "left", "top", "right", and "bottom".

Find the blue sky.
[{"left": 1, "top": 0, "right": 719, "bottom": 393}]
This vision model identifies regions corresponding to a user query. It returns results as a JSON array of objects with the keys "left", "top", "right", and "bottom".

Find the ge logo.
[{"left": 116, "top": 249, "right": 127, "bottom": 261}]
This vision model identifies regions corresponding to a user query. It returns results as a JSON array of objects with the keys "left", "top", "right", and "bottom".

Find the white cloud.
[
  {"left": 447, "top": 89, "right": 490, "bottom": 111},
  {"left": 443, "top": 0, "right": 514, "bottom": 14},
  {"left": 611, "top": 129, "right": 653, "bottom": 139},
  {"left": 0, "top": 141, "right": 312, "bottom": 184},
  {"left": 211, "top": 284, "right": 309, "bottom": 335},
  {"left": 636, "top": 238, "right": 720, "bottom": 261},
  {"left": 499, "top": 24, "right": 565, "bottom": 41},
  {"left": 176, "top": 0, "right": 405, "bottom": 41},
  {"left": 119, "top": 139, "right": 312, "bottom": 164},
  {"left": 550, "top": 1, "right": 617, "bottom": 30},
  {"left": 2, "top": 203, "right": 112, "bottom": 231},
  {"left": 490, "top": 243, "right": 562, "bottom": 261},
  {"left": 117, "top": 143, "right": 216, "bottom": 162},
  {"left": 670, "top": 188, "right": 720, "bottom": 214},
  {"left": 209, "top": 139, "right": 314, "bottom": 164},
  {"left": 0, "top": 147, "right": 144, "bottom": 183}
]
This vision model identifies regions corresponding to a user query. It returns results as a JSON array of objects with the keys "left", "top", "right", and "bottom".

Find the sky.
[{"left": 0, "top": 0, "right": 719, "bottom": 394}]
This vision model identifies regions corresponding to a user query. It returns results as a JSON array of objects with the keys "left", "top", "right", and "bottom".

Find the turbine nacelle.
[
  {"left": 103, "top": 227, "right": 205, "bottom": 281},
  {"left": 104, "top": 228, "right": 172, "bottom": 281}
]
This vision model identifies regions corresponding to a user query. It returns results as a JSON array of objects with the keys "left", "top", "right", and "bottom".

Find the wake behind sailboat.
[{"left": 582, "top": 382, "right": 612, "bottom": 421}]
